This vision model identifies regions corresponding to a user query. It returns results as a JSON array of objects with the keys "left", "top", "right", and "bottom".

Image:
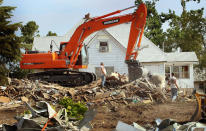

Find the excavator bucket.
[
  {"left": 126, "top": 60, "right": 144, "bottom": 82},
  {"left": 190, "top": 89, "right": 206, "bottom": 122}
]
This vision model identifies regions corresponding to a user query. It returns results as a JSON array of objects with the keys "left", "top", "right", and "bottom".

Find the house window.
[
  {"left": 173, "top": 66, "right": 179, "bottom": 78},
  {"left": 181, "top": 66, "right": 189, "bottom": 78},
  {"left": 165, "top": 66, "right": 170, "bottom": 77},
  {"left": 99, "top": 42, "right": 109, "bottom": 52},
  {"left": 172, "top": 66, "right": 190, "bottom": 79},
  {"left": 165, "top": 65, "right": 190, "bottom": 79}
]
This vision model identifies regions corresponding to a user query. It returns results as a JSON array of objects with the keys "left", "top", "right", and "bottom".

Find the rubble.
[
  {"left": 0, "top": 86, "right": 7, "bottom": 91},
  {"left": 106, "top": 72, "right": 128, "bottom": 87},
  {"left": 115, "top": 121, "right": 146, "bottom": 131},
  {"left": 0, "top": 73, "right": 169, "bottom": 107},
  {"left": 115, "top": 119, "right": 206, "bottom": 131},
  {"left": 0, "top": 96, "right": 10, "bottom": 103},
  {"left": 0, "top": 73, "right": 196, "bottom": 130},
  {"left": 1, "top": 101, "right": 94, "bottom": 131},
  {"left": 155, "top": 118, "right": 206, "bottom": 131}
]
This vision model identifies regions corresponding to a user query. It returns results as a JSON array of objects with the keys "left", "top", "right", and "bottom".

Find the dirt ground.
[
  {"left": 0, "top": 101, "right": 196, "bottom": 131},
  {"left": 0, "top": 105, "right": 25, "bottom": 125},
  {"left": 91, "top": 101, "right": 196, "bottom": 131}
]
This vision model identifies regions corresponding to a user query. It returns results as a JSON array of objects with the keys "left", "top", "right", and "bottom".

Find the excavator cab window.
[
  {"left": 82, "top": 44, "right": 88, "bottom": 65},
  {"left": 76, "top": 44, "right": 89, "bottom": 65},
  {"left": 59, "top": 43, "right": 67, "bottom": 52}
]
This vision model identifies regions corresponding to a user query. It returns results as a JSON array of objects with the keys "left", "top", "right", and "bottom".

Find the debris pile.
[
  {"left": 106, "top": 72, "right": 128, "bottom": 87},
  {"left": 0, "top": 78, "right": 70, "bottom": 108},
  {"left": 0, "top": 73, "right": 168, "bottom": 107},
  {"left": 0, "top": 73, "right": 195, "bottom": 130},
  {"left": 1, "top": 101, "right": 94, "bottom": 131},
  {"left": 71, "top": 77, "right": 167, "bottom": 106},
  {"left": 64, "top": 72, "right": 168, "bottom": 106}
]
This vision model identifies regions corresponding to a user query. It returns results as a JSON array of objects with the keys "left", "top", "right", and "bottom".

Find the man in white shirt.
[
  {"left": 100, "top": 62, "right": 107, "bottom": 87},
  {"left": 168, "top": 73, "right": 179, "bottom": 102}
]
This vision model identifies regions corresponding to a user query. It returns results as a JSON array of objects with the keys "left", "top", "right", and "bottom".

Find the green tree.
[
  {"left": 20, "top": 21, "right": 39, "bottom": 50},
  {"left": 135, "top": 0, "right": 206, "bottom": 68},
  {"left": 46, "top": 31, "right": 57, "bottom": 36},
  {"left": 0, "top": 0, "right": 21, "bottom": 85},
  {"left": 9, "top": 21, "right": 39, "bottom": 79},
  {"left": 164, "top": 0, "right": 206, "bottom": 57}
]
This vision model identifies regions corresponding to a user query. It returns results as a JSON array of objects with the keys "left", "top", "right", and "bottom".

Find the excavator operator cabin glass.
[
  {"left": 60, "top": 43, "right": 67, "bottom": 52},
  {"left": 81, "top": 45, "right": 88, "bottom": 65}
]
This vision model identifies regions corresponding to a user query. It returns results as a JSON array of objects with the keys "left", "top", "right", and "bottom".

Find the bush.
[{"left": 59, "top": 97, "right": 88, "bottom": 120}]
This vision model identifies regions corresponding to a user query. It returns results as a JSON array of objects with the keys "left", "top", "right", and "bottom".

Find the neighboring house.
[
  {"left": 194, "top": 68, "right": 206, "bottom": 89},
  {"left": 32, "top": 22, "right": 198, "bottom": 88},
  {"left": 165, "top": 52, "right": 198, "bottom": 88}
]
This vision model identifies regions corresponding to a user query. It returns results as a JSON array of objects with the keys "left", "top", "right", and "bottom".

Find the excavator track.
[{"left": 27, "top": 69, "right": 96, "bottom": 87}]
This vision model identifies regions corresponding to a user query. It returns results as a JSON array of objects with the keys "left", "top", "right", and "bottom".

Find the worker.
[
  {"left": 168, "top": 73, "right": 179, "bottom": 102},
  {"left": 100, "top": 62, "right": 107, "bottom": 87}
]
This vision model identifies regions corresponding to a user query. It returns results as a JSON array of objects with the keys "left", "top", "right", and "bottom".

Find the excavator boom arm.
[{"left": 60, "top": 4, "right": 147, "bottom": 67}]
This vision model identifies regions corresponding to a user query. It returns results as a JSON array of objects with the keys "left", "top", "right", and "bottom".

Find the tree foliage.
[
  {"left": 46, "top": 31, "right": 57, "bottom": 36},
  {"left": 21, "top": 21, "right": 39, "bottom": 44},
  {"left": 0, "top": 0, "right": 21, "bottom": 85},
  {"left": 135, "top": 0, "right": 206, "bottom": 68},
  {"left": 164, "top": 0, "right": 206, "bottom": 68},
  {"left": 20, "top": 21, "right": 39, "bottom": 50},
  {"left": 10, "top": 21, "right": 39, "bottom": 79}
]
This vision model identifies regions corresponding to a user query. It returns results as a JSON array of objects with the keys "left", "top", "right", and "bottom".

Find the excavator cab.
[
  {"left": 59, "top": 43, "right": 89, "bottom": 66},
  {"left": 59, "top": 43, "right": 67, "bottom": 53},
  {"left": 76, "top": 44, "right": 89, "bottom": 66}
]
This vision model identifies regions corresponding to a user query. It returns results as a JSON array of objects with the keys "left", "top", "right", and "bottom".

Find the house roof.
[
  {"left": 33, "top": 19, "right": 96, "bottom": 51},
  {"left": 166, "top": 52, "right": 198, "bottom": 62},
  {"left": 105, "top": 23, "right": 166, "bottom": 62},
  {"left": 32, "top": 19, "right": 198, "bottom": 63}
]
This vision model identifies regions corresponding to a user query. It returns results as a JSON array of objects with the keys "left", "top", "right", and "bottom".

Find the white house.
[{"left": 32, "top": 22, "right": 198, "bottom": 88}]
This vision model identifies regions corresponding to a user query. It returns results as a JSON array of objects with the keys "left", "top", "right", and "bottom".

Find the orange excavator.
[{"left": 20, "top": 4, "right": 147, "bottom": 86}]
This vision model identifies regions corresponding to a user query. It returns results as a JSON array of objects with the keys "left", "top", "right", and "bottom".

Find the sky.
[{"left": 2, "top": 0, "right": 206, "bottom": 36}]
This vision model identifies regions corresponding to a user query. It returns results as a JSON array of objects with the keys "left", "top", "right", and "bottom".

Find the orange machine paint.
[{"left": 20, "top": 4, "right": 147, "bottom": 71}]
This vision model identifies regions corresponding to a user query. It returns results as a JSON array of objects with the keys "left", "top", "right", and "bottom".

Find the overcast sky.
[{"left": 3, "top": 0, "right": 206, "bottom": 36}]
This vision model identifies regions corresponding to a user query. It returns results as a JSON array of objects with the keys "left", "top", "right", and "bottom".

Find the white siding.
[
  {"left": 165, "top": 63, "right": 195, "bottom": 88},
  {"left": 178, "top": 64, "right": 194, "bottom": 88},
  {"left": 81, "top": 31, "right": 128, "bottom": 74},
  {"left": 82, "top": 31, "right": 166, "bottom": 76},
  {"left": 142, "top": 63, "right": 165, "bottom": 75}
]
